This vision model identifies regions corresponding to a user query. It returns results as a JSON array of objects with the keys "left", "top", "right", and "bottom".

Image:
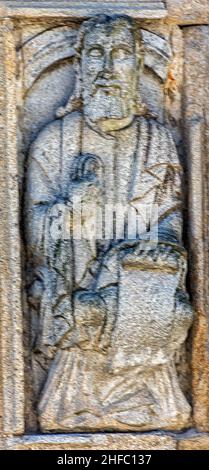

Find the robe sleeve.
[
  {"left": 156, "top": 166, "right": 183, "bottom": 245},
  {"left": 154, "top": 125, "right": 183, "bottom": 245},
  {"left": 25, "top": 119, "right": 73, "bottom": 355},
  {"left": 25, "top": 119, "right": 62, "bottom": 268},
  {"left": 130, "top": 118, "right": 184, "bottom": 246}
]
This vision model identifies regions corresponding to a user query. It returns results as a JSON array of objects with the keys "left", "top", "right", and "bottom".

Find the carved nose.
[{"left": 103, "top": 52, "right": 113, "bottom": 75}]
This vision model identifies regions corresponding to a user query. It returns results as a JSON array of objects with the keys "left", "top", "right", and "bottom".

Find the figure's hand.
[
  {"left": 138, "top": 243, "right": 180, "bottom": 262},
  {"left": 73, "top": 291, "right": 107, "bottom": 351},
  {"left": 74, "top": 291, "right": 106, "bottom": 328},
  {"left": 69, "top": 179, "right": 102, "bottom": 206},
  {"left": 49, "top": 202, "right": 68, "bottom": 219},
  {"left": 68, "top": 181, "right": 103, "bottom": 245},
  {"left": 122, "top": 242, "right": 186, "bottom": 271}
]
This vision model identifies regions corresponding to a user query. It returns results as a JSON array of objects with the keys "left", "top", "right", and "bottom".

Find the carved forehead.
[{"left": 83, "top": 17, "right": 135, "bottom": 48}]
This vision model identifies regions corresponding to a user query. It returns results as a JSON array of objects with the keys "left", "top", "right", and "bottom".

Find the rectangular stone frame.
[{"left": 0, "top": 0, "right": 209, "bottom": 449}]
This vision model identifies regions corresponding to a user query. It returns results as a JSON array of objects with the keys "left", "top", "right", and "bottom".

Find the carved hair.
[{"left": 57, "top": 15, "right": 148, "bottom": 118}]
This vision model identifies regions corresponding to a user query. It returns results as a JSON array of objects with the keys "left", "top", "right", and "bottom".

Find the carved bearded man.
[{"left": 26, "top": 15, "right": 193, "bottom": 432}]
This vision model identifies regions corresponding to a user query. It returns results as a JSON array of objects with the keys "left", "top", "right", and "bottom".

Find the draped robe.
[{"left": 26, "top": 111, "right": 192, "bottom": 431}]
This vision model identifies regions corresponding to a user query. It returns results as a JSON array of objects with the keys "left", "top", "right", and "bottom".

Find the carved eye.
[
  {"left": 113, "top": 48, "right": 131, "bottom": 60},
  {"left": 88, "top": 47, "right": 103, "bottom": 58}
]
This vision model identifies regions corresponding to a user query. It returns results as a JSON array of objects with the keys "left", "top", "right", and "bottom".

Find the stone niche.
[{"left": 0, "top": 0, "right": 209, "bottom": 450}]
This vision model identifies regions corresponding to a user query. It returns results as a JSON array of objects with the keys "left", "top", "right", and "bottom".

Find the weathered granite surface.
[
  {"left": 0, "top": 1, "right": 167, "bottom": 20},
  {"left": 183, "top": 26, "right": 209, "bottom": 433},
  {"left": 1, "top": 1, "right": 209, "bottom": 25},
  {"left": 1, "top": 433, "right": 177, "bottom": 450},
  {"left": 178, "top": 435, "right": 209, "bottom": 451},
  {"left": 0, "top": 0, "right": 208, "bottom": 451},
  {"left": 23, "top": 14, "right": 193, "bottom": 433}
]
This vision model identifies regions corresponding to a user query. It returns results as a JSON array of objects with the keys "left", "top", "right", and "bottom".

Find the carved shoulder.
[
  {"left": 145, "top": 117, "right": 182, "bottom": 170},
  {"left": 28, "top": 119, "right": 61, "bottom": 166},
  {"left": 62, "top": 110, "right": 83, "bottom": 133},
  {"left": 27, "top": 110, "right": 82, "bottom": 174}
]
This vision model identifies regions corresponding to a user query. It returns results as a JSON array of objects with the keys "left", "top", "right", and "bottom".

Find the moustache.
[{"left": 92, "top": 79, "right": 123, "bottom": 95}]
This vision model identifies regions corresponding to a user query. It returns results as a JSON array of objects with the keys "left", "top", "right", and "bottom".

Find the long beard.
[{"left": 84, "top": 88, "right": 132, "bottom": 123}]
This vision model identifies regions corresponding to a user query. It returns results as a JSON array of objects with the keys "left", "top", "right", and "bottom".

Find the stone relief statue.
[{"left": 25, "top": 15, "right": 193, "bottom": 432}]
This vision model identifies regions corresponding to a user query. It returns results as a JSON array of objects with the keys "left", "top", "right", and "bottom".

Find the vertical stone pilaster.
[
  {"left": 183, "top": 26, "right": 209, "bottom": 431},
  {"left": 0, "top": 18, "right": 24, "bottom": 435}
]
